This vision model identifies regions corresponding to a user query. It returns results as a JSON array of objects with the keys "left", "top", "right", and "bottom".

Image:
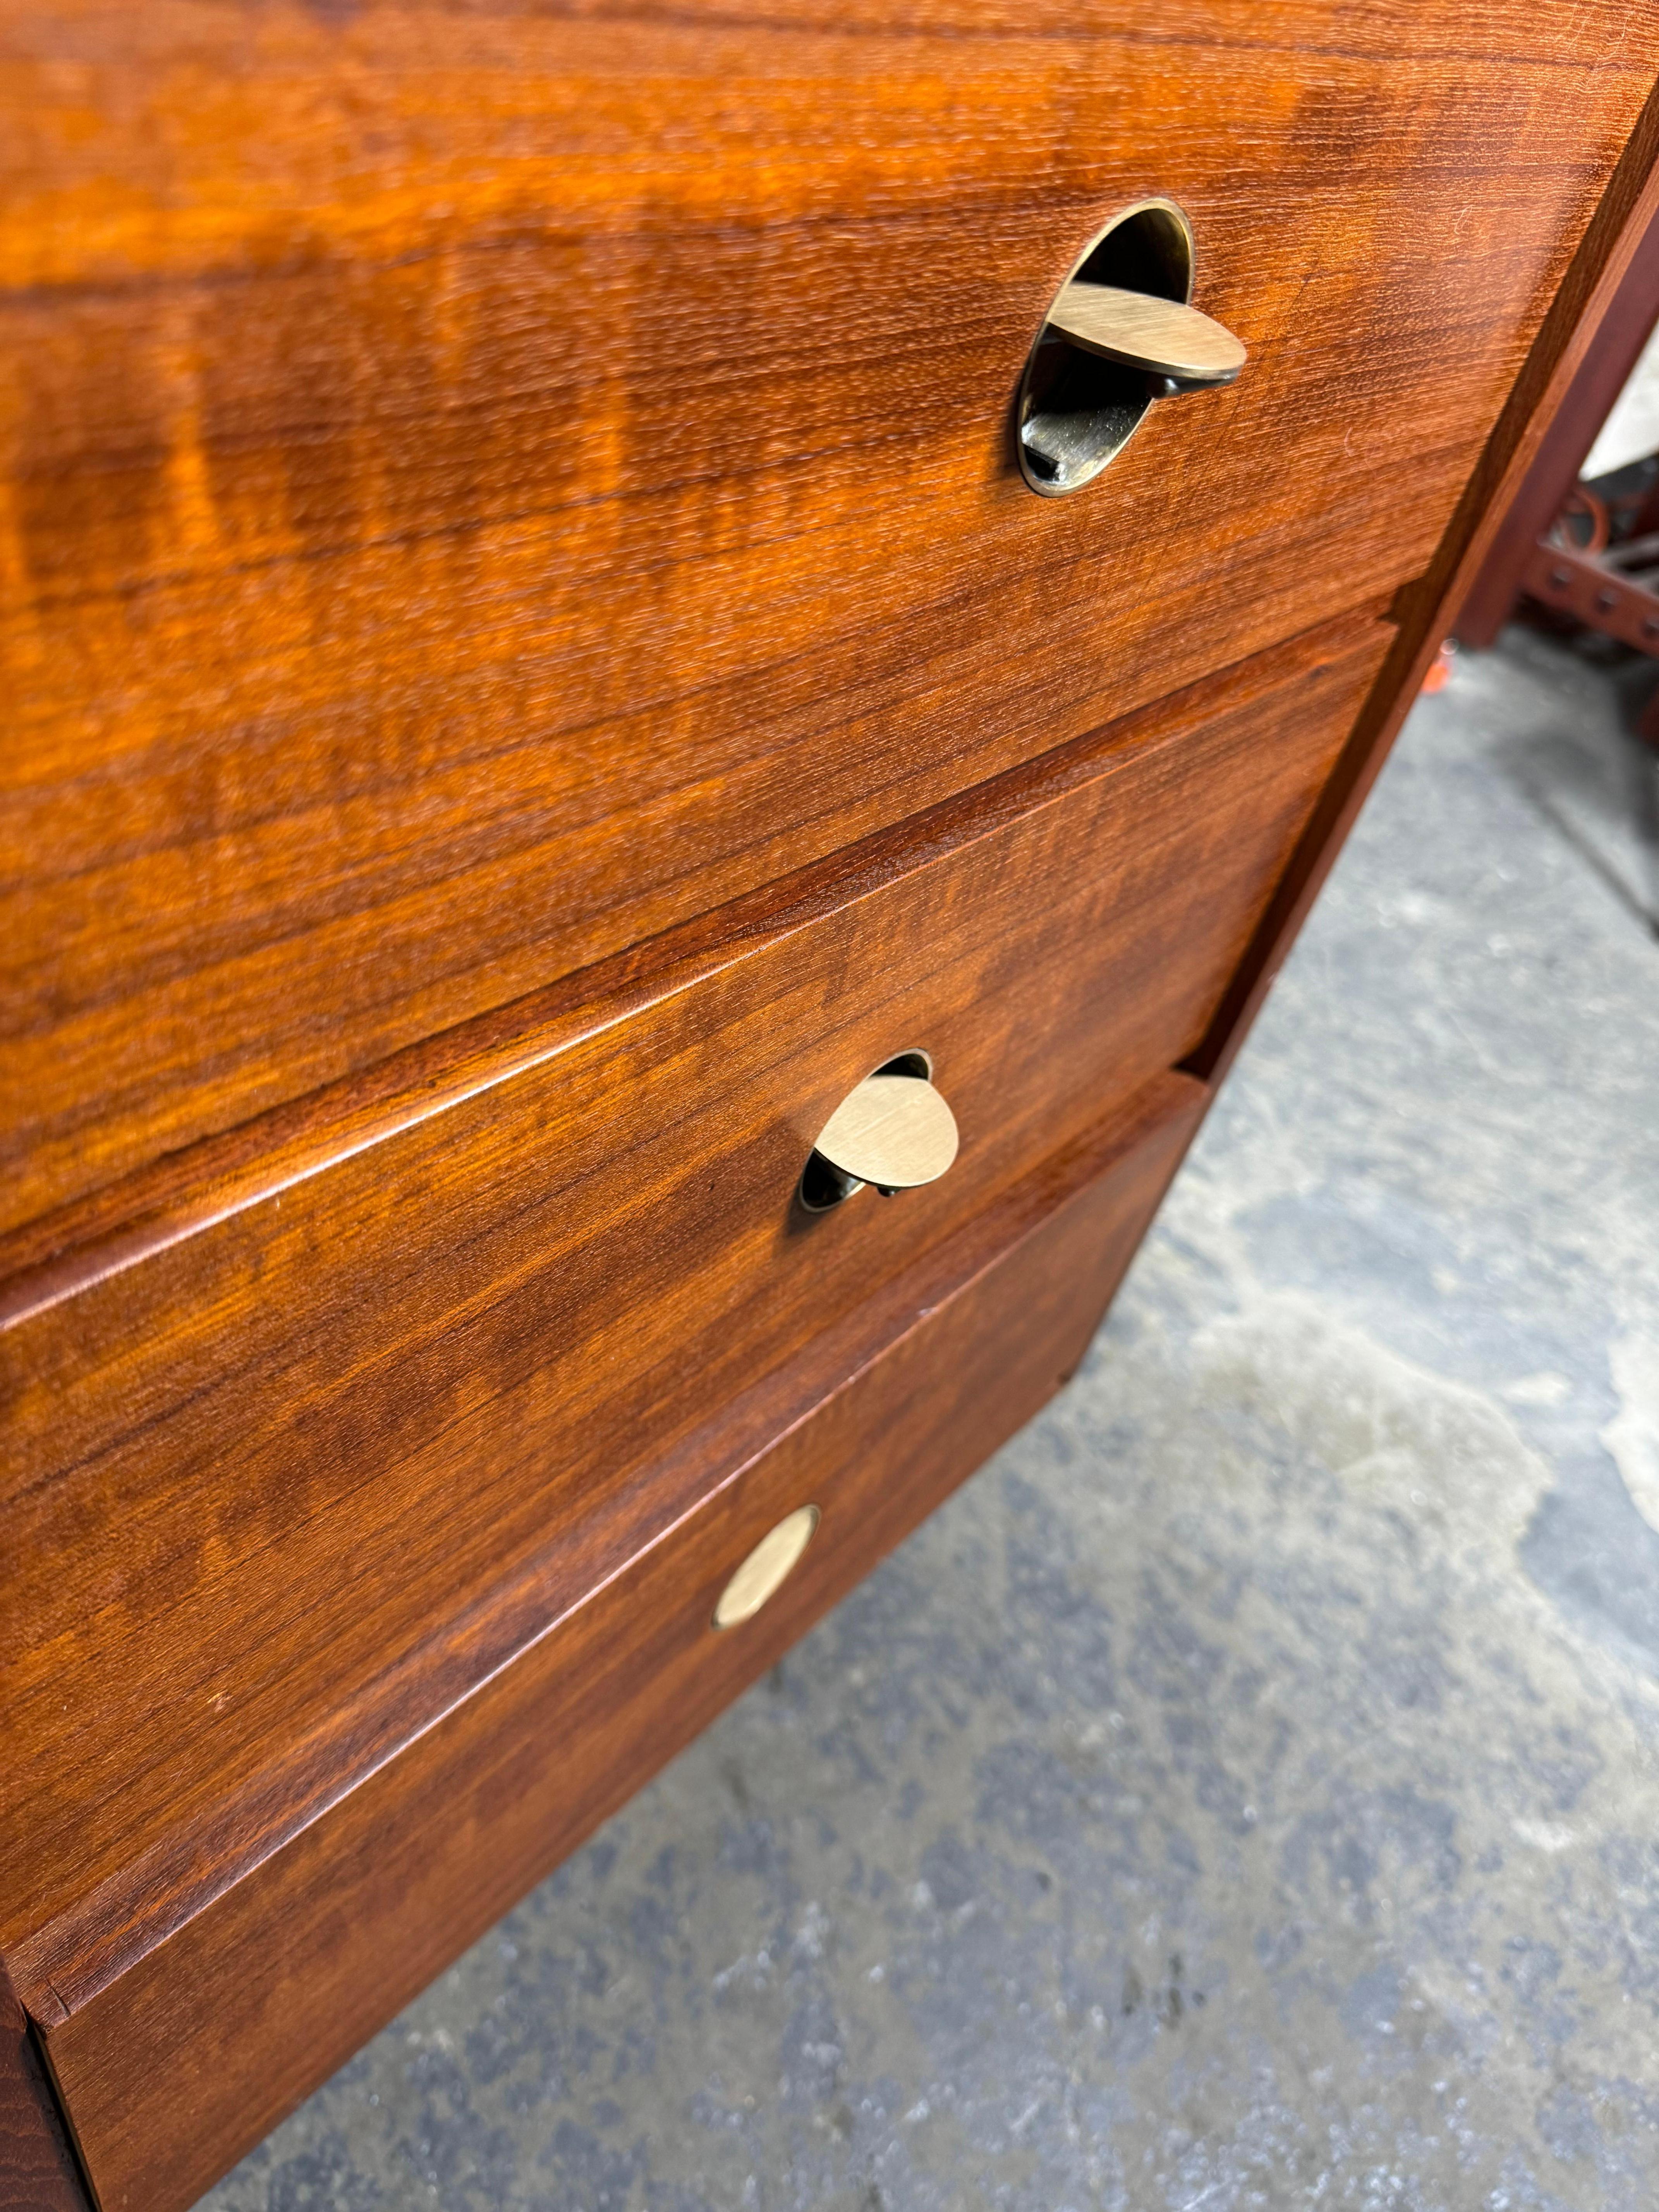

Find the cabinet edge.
[
  {"left": 1185, "top": 70, "right": 1659, "bottom": 1086},
  {"left": 0, "top": 1964, "right": 93, "bottom": 2212}
]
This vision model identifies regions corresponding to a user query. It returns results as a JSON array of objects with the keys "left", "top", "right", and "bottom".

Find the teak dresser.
[{"left": 4, "top": 9, "right": 1658, "bottom": 2207}]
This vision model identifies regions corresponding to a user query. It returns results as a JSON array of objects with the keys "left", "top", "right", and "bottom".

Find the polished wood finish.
[
  {"left": 39, "top": 1074, "right": 1206, "bottom": 2212},
  {"left": 2, "top": 3, "right": 1650, "bottom": 1231},
  {"left": 1188, "top": 75, "right": 1659, "bottom": 1089},
  {"left": 1, "top": 617, "right": 1381, "bottom": 2037},
  {"left": 7, "top": 14, "right": 1659, "bottom": 2210},
  {"left": 0, "top": 1970, "right": 88, "bottom": 2212}
]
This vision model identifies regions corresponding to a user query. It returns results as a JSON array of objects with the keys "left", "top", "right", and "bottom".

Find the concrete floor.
[{"left": 199, "top": 630, "right": 1659, "bottom": 2212}]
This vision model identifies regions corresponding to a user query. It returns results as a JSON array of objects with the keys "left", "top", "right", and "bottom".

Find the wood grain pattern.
[
  {"left": 0, "top": 619, "right": 1382, "bottom": 2032},
  {"left": 7, "top": 18, "right": 1659, "bottom": 2209},
  {"left": 0, "top": 606, "right": 1378, "bottom": 1326},
  {"left": 3, "top": 0, "right": 1654, "bottom": 1229},
  {"left": 36, "top": 1070, "right": 1206, "bottom": 2212},
  {"left": 0, "top": 1968, "right": 88, "bottom": 2212},
  {"left": 1187, "top": 69, "right": 1659, "bottom": 1090}
]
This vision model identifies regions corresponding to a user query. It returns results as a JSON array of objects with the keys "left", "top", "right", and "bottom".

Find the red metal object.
[
  {"left": 1517, "top": 513, "right": 1659, "bottom": 743},
  {"left": 1519, "top": 537, "right": 1659, "bottom": 653},
  {"left": 1558, "top": 482, "right": 1611, "bottom": 552}
]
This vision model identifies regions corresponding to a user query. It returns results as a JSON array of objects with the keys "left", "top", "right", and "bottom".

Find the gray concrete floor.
[{"left": 200, "top": 629, "right": 1659, "bottom": 2212}]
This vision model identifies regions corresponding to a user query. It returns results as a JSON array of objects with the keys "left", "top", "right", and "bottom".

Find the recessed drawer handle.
[
  {"left": 713, "top": 1505, "right": 820, "bottom": 1630},
  {"left": 1017, "top": 197, "right": 1246, "bottom": 497},
  {"left": 804, "top": 1066, "right": 960, "bottom": 1210},
  {"left": 1044, "top": 282, "right": 1245, "bottom": 392}
]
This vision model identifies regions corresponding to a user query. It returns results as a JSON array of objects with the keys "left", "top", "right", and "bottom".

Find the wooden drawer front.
[
  {"left": 38, "top": 1076, "right": 1205, "bottom": 2212},
  {"left": 0, "top": 3, "right": 1648, "bottom": 1223},
  {"left": 1, "top": 618, "right": 1380, "bottom": 2028}
]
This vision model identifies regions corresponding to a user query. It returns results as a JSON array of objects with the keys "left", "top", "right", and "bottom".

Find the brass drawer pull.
[
  {"left": 1044, "top": 283, "right": 1245, "bottom": 390},
  {"left": 1017, "top": 197, "right": 1246, "bottom": 496},
  {"left": 800, "top": 1056, "right": 960, "bottom": 1211},
  {"left": 712, "top": 1505, "right": 820, "bottom": 1629}
]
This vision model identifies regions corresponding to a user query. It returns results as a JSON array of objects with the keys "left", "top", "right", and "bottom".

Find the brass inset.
[
  {"left": 1044, "top": 283, "right": 1245, "bottom": 388},
  {"left": 811, "top": 1072, "right": 959, "bottom": 1193},
  {"left": 1016, "top": 198, "right": 1245, "bottom": 497},
  {"left": 712, "top": 1505, "right": 821, "bottom": 1630}
]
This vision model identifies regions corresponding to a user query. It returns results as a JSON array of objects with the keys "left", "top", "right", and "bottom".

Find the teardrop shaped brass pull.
[
  {"left": 1044, "top": 282, "right": 1246, "bottom": 390},
  {"left": 1016, "top": 200, "right": 1244, "bottom": 495},
  {"left": 712, "top": 1505, "right": 820, "bottom": 1630},
  {"left": 811, "top": 1071, "right": 959, "bottom": 1193}
]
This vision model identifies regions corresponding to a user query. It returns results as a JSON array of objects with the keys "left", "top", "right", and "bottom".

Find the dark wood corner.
[{"left": 0, "top": 1966, "right": 91, "bottom": 2212}]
